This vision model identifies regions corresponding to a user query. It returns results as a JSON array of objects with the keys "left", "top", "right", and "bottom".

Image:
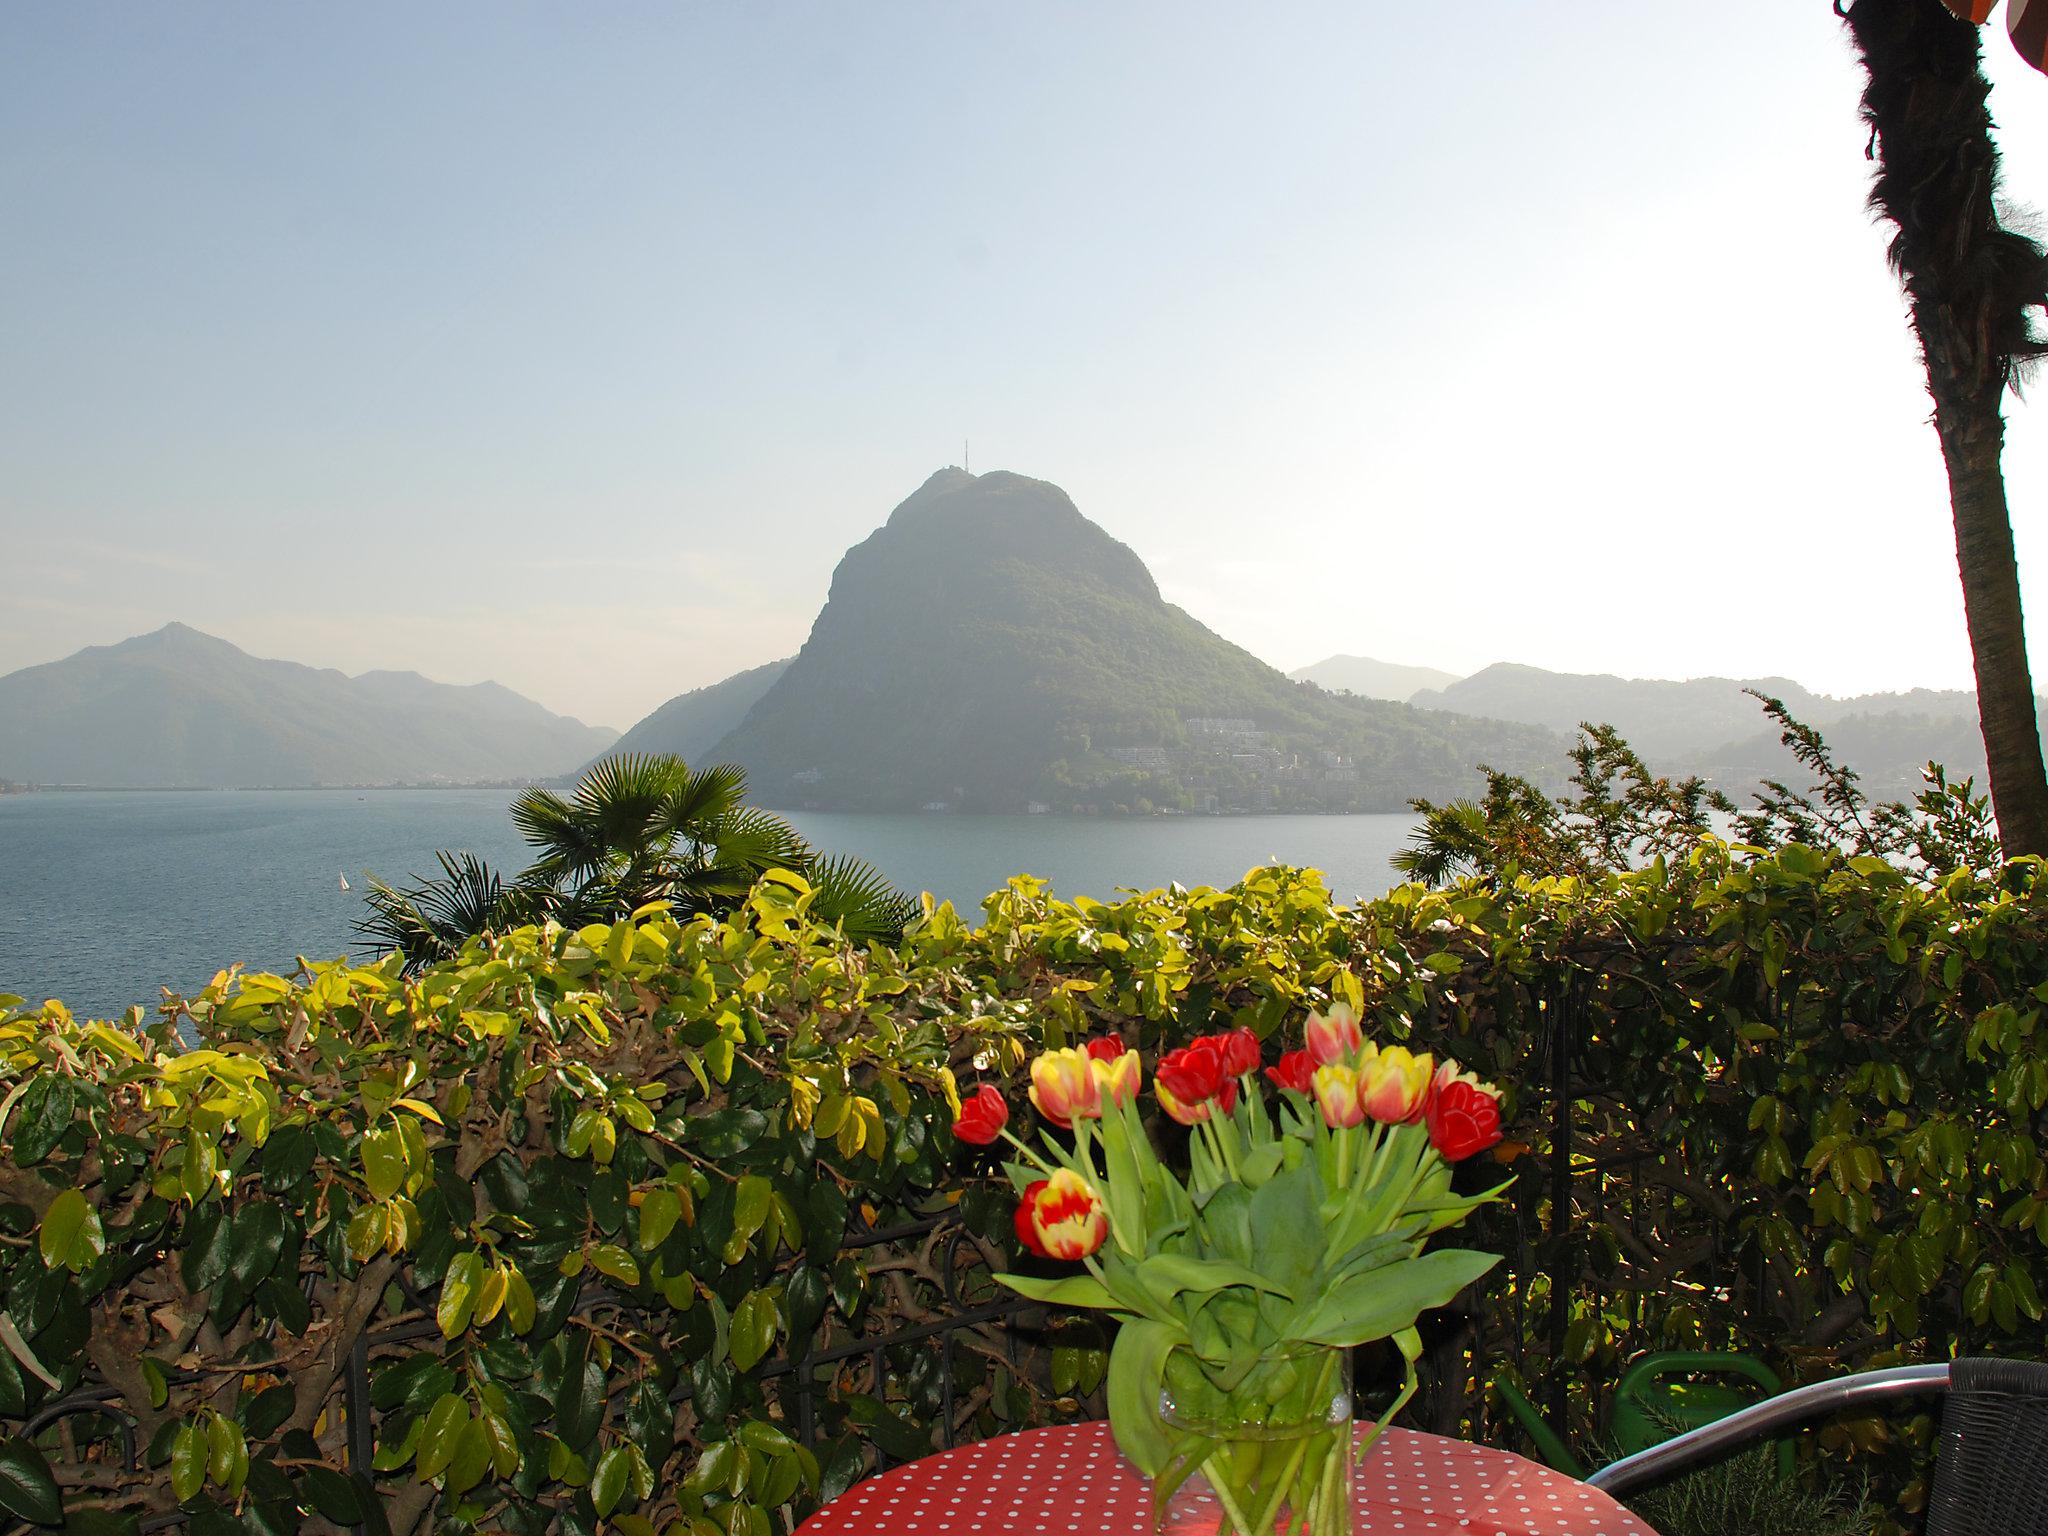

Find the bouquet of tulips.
[{"left": 951, "top": 1001, "right": 1507, "bottom": 1533}]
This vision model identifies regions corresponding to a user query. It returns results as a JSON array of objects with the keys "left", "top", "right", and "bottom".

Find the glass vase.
[{"left": 1152, "top": 1341, "right": 1352, "bottom": 1536}]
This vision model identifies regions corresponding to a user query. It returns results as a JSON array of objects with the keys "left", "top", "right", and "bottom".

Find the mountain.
[
  {"left": 699, "top": 469, "right": 1563, "bottom": 812},
  {"left": 0, "top": 624, "right": 618, "bottom": 788},
  {"left": 606, "top": 658, "right": 791, "bottom": 765},
  {"left": 1411, "top": 662, "right": 2037, "bottom": 799},
  {"left": 1290, "top": 655, "right": 1461, "bottom": 702},
  {"left": 1411, "top": 664, "right": 1824, "bottom": 760}
]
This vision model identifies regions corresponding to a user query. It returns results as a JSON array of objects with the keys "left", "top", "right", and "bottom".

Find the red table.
[{"left": 797, "top": 1420, "right": 1657, "bottom": 1536}]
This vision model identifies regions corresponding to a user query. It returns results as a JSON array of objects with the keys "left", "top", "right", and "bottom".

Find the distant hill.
[
  {"left": 1412, "top": 661, "right": 2038, "bottom": 799},
  {"left": 1290, "top": 655, "right": 1461, "bottom": 702},
  {"left": 605, "top": 658, "right": 791, "bottom": 766},
  {"left": 698, "top": 469, "right": 1563, "bottom": 812},
  {"left": 0, "top": 624, "right": 618, "bottom": 788},
  {"left": 1411, "top": 664, "right": 1824, "bottom": 760}
]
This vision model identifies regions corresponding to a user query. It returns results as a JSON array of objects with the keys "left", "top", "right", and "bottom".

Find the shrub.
[
  {"left": 5, "top": 843, "right": 2045, "bottom": 1533},
  {"left": 0, "top": 872, "right": 1029, "bottom": 1536}
]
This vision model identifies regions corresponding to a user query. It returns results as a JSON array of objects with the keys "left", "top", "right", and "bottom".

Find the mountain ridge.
[
  {"left": 1290, "top": 655, "right": 1463, "bottom": 702},
  {"left": 0, "top": 624, "right": 618, "bottom": 788},
  {"left": 1410, "top": 660, "right": 2037, "bottom": 797}
]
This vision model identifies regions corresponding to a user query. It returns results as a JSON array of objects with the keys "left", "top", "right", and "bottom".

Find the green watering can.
[{"left": 1494, "top": 1352, "right": 1796, "bottom": 1482}]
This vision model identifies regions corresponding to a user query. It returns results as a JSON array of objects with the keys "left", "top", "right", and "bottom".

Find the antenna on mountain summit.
[{"left": 963, "top": 439, "right": 970, "bottom": 474}]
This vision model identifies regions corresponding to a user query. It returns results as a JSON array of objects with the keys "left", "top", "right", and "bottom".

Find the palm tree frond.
[
  {"left": 354, "top": 851, "right": 512, "bottom": 969},
  {"left": 810, "top": 854, "right": 921, "bottom": 943},
  {"left": 656, "top": 762, "right": 752, "bottom": 844}
]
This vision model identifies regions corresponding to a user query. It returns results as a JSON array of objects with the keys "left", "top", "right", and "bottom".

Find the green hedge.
[{"left": 2, "top": 848, "right": 2045, "bottom": 1533}]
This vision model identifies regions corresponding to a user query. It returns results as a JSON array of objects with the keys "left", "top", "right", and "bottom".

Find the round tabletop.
[{"left": 797, "top": 1420, "right": 1655, "bottom": 1536}]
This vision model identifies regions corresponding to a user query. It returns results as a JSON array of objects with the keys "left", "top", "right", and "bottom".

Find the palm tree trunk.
[
  {"left": 1936, "top": 389, "right": 2048, "bottom": 855},
  {"left": 1843, "top": 0, "right": 2048, "bottom": 857}
]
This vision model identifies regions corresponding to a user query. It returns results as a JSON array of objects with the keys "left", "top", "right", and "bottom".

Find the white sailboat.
[{"left": 338, "top": 873, "right": 350, "bottom": 892}]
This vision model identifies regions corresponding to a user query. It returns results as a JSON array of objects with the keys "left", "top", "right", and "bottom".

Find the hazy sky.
[{"left": 7, "top": 2, "right": 2048, "bottom": 731}]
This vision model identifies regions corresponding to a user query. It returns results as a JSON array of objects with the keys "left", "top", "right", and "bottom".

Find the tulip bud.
[
  {"left": 1156, "top": 1041, "right": 1227, "bottom": 1106},
  {"left": 952, "top": 1084, "right": 1009, "bottom": 1145},
  {"left": 1264, "top": 1049, "right": 1316, "bottom": 1096},
  {"left": 1312, "top": 1063, "right": 1365, "bottom": 1129},
  {"left": 1215, "top": 1028, "right": 1261, "bottom": 1078},
  {"left": 1304, "top": 1004, "right": 1364, "bottom": 1067},
  {"left": 1091, "top": 1049, "right": 1142, "bottom": 1110}
]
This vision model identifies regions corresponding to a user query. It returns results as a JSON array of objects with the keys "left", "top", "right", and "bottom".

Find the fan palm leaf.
[
  {"left": 652, "top": 761, "right": 751, "bottom": 845},
  {"left": 509, "top": 786, "right": 614, "bottom": 886},
  {"left": 354, "top": 851, "right": 516, "bottom": 968},
  {"left": 809, "top": 853, "right": 922, "bottom": 943}
]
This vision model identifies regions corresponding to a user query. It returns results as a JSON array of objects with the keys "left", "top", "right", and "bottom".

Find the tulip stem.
[
  {"left": 1206, "top": 1117, "right": 1242, "bottom": 1183},
  {"left": 996, "top": 1127, "right": 1058, "bottom": 1174}
]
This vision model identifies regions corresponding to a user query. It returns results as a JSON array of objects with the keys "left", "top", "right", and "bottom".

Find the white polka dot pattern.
[{"left": 794, "top": 1420, "right": 1661, "bottom": 1535}]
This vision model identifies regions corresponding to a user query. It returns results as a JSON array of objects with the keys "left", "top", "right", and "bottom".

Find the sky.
[{"left": 6, "top": 2, "right": 2048, "bottom": 732}]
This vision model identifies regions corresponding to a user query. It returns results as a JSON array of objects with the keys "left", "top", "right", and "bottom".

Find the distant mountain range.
[
  {"left": 1289, "top": 655, "right": 1462, "bottom": 702},
  {"left": 1409, "top": 661, "right": 2034, "bottom": 797},
  {"left": 621, "top": 469, "right": 1561, "bottom": 813},
  {"left": 13, "top": 493, "right": 2026, "bottom": 809},
  {"left": 0, "top": 624, "right": 617, "bottom": 788}
]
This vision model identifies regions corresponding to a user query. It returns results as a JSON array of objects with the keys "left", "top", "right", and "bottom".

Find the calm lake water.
[{"left": 0, "top": 790, "right": 1416, "bottom": 1020}]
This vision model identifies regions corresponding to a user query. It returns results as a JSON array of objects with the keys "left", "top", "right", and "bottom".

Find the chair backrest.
[{"left": 1924, "top": 1357, "right": 2048, "bottom": 1536}]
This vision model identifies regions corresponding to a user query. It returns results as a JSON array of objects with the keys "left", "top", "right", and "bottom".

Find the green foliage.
[
  {"left": 1615, "top": 1439, "right": 1872, "bottom": 1536},
  {"left": 9, "top": 808, "right": 2047, "bottom": 1529},
  {"left": 1400, "top": 693, "right": 2003, "bottom": 885},
  {"left": 358, "top": 753, "right": 919, "bottom": 966}
]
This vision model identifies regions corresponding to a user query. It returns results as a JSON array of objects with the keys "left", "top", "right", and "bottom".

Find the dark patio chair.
[{"left": 1586, "top": 1358, "right": 2048, "bottom": 1535}]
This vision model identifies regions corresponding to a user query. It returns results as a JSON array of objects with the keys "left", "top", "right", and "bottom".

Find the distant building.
[
  {"left": 1106, "top": 746, "right": 1170, "bottom": 768},
  {"left": 1186, "top": 717, "right": 1268, "bottom": 747}
]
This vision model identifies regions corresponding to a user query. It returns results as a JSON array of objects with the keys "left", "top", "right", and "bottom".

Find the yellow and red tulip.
[
  {"left": 1304, "top": 1003, "right": 1364, "bottom": 1067},
  {"left": 1092, "top": 1049, "right": 1142, "bottom": 1110},
  {"left": 1432, "top": 1056, "right": 1501, "bottom": 1102},
  {"left": 1356, "top": 1044, "right": 1433, "bottom": 1124},
  {"left": 1029, "top": 1047, "right": 1102, "bottom": 1129},
  {"left": 1015, "top": 1168, "right": 1108, "bottom": 1260},
  {"left": 1311, "top": 1063, "right": 1365, "bottom": 1129}
]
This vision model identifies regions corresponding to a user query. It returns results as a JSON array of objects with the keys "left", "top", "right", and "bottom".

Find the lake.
[{"left": 0, "top": 790, "right": 1417, "bottom": 1020}]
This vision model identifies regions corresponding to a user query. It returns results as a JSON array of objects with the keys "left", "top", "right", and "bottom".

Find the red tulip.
[
  {"left": 1083, "top": 1034, "right": 1127, "bottom": 1062},
  {"left": 1156, "top": 1041, "right": 1227, "bottom": 1106},
  {"left": 1159, "top": 1075, "right": 1240, "bottom": 1126},
  {"left": 1215, "top": 1028, "right": 1260, "bottom": 1078},
  {"left": 1264, "top": 1049, "right": 1316, "bottom": 1095},
  {"left": 952, "top": 1084, "right": 1009, "bottom": 1145},
  {"left": 1016, "top": 1169, "right": 1108, "bottom": 1260},
  {"left": 1427, "top": 1080, "right": 1503, "bottom": 1162}
]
